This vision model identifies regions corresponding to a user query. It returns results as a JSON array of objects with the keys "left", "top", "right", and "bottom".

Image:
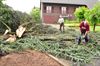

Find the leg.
[
  {"left": 62, "top": 23, "right": 64, "bottom": 32},
  {"left": 59, "top": 24, "right": 61, "bottom": 31},
  {"left": 60, "top": 23, "right": 63, "bottom": 32},
  {"left": 78, "top": 36, "right": 81, "bottom": 44},
  {"left": 85, "top": 35, "right": 89, "bottom": 43}
]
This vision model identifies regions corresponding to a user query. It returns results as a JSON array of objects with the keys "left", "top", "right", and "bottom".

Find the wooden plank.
[{"left": 47, "top": 54, "right": 71, "bottom": 66}]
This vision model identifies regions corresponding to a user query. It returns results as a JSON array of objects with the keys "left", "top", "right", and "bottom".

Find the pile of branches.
[
  {"left": 0, "top": 36, "right": 100, "bottom": 65},
  {"left": 28, "top": 24, "right": 59, "bottom": 35}
]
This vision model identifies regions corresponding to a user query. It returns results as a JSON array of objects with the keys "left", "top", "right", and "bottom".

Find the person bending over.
[{"left": 78, "top": 19, "right": 90, "bottom": 44}]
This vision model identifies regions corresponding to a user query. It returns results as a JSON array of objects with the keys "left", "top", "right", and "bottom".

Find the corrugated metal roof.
[{"left": 40, "top": 0, "right": 98, "bottom": 9}]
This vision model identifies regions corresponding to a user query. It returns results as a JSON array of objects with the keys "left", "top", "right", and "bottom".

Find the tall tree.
[
  {"left": 85, "top": 2, "right": 100, "bottom": 32},
  {"left": 74, "top": 3, "right": 100, "bottom": 32},
  {"left": 74, "top": 7, "right": 89, "bottom": 21}
]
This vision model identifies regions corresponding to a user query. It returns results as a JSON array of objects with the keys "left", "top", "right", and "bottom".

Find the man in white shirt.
[{"left": 58, "top": 15, "right": 64, "bottom": 32}]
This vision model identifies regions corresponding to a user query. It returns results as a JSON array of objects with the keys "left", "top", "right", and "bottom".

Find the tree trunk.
[
  {"left": 93, "top": 24, "right": 96, "bottom": 32},
  {"left": 1, "top": 21, "right": 11, "bottom": 32}
]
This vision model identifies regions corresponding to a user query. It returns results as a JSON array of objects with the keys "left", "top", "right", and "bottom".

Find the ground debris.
[{"left": 0, "top": 50, "right": 63, "bottom": 66}]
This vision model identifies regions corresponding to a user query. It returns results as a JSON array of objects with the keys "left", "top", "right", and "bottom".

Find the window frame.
[
  {"left": 46, "top": 6, "right": 52, "bottom": 13},
  {"left": 61, "top": 6, "right": 67, "bottom": 14}
]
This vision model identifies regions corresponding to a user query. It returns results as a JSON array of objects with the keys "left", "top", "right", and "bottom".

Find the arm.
[
  {"left": 79, "top": 22, "right": 83, "bottom": 32},
  {"left": 62, "top": 18, "right": 64, "bottom": 23},
  {"left": 85, "top": 31, "right": 89, "bottom": 36},
  {"left": 84, "top": 24, "right": 90, "bottom": 36},
  {"left": 57, "top": 18, "right": 60, "bottom": 24}
]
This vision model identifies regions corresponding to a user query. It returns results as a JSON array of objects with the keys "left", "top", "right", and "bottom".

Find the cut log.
[
  {"left": 16, "top": 26, "right": 26, "bottom": 38},
  {"left": 5, "top": 34, "right": 16, "bottom": 43}
]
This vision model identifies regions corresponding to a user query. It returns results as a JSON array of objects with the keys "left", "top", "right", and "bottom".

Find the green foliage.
[
  {"left": 0, "top": 1, "right": 11, "bottom": 32},
  {"left": 0, "top": 0, "right": 20, "bottom": 32},
  {"left": 0, "top": 35, "right": 100, "bottom": 65},
  {"left": 74, "top": 7, "right": 89, "bottom": 21},
  {"left": 74, "top": 3, "right": 100, "bottom": 31},
  {"left": 85, "top": 2, "right": 100, "bottom": 31},
  {"left": 0, "top": 0, "right": 33, "bottom": 32},
  {"left": 30, "top": 7, "right": 40, "bottom": 23},
  {"left": 0, "top": 0, "right": 4, "bottom": 6},
  {"left": 93, "top": 2, "right": 100, "bottom": 22},
  {"left": 85, "top": 3, "right": 100, "bottom": 24},
  {"left": 15, "top": 11, "right": 33, "bottom": 24},
  {"left": 13, "top": 11, "right": 34, "bottom": 31}
]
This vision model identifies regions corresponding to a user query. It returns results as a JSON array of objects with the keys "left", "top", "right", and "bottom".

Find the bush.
[
  {"left": 30, "top": 7, "right": 41, "bottom": 23},
  {"left": 74, "top": 7, "right": 89, "bottom": 21}
]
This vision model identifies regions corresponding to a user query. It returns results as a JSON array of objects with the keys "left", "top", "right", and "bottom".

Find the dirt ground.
[{"left": 0, "top": 50, "right": 63, "bottom": 66}]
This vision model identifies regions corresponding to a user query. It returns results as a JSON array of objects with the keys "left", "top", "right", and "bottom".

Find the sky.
[{"left": 3, "top": 0, "right": 40, "bottom": 13}]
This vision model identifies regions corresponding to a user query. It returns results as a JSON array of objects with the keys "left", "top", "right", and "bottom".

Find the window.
[
  {"left": 43, "top": 6, "right": 46, "bottom": 13},
  {"left": 46, "top": 6, "right": 52, "bottom": 13},
  {"left": 61, "top": 7, "right": 66, "bottom": 14}
]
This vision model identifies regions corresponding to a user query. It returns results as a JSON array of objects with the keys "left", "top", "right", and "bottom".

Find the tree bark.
[
  {"left": 93, "top": 24, "right": 96, "bottom": 32},
  {"left": 1, "top": 21, "right": 11, "bottom": 32}
]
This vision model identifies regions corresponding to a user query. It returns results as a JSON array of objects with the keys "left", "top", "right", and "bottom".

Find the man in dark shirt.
[{"left": 78, "top": 20, "right": 90, "bottom": 44}]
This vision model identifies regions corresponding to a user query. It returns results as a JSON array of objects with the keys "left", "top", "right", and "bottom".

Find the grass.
[
  {"left": 65, "top": 23, "right": 79, "bottom": 27},
  {"left": 65, "top": 22, "right": 100, "bottom": 32},
  {"left": 0, "top": 36, "right": 100, "bottom": 64},
  {"left": 90, "top": 26, "right": 100, "bottom": 32},
  {"left": 0, "top": 23, "right": 100, "bottom": 65}
]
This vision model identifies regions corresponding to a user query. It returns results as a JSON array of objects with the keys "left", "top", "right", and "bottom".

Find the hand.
[
  {"left": 82, "top": 27, "right": 86, "bottom": 29},
  {"left": 82, "top": 35, "right": 85, "bottom": 38}
]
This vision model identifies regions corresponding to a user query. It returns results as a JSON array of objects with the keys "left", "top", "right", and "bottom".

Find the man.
[
  {"left": 58, "top": 15, "right": 64, "bottom": 32},
  {"left": 78, "top": 19, "right": 90, "bottom": 44}
]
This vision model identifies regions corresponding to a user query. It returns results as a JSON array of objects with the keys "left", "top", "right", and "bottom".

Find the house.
[{"left": 40, "top": 0, "right": 98, "bottom": 24}]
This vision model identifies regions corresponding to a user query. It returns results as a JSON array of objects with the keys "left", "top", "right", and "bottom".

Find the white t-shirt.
[{"left": 58, "top": 17, "right": 64, "bottom": 24}]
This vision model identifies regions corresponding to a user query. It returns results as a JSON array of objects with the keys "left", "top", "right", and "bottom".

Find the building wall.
[
  {"left": 42, "top": 3, "right": 85, "bottom": 24},
  {"left": 43, "top": 3, "right": 61, "bottom": 23}
]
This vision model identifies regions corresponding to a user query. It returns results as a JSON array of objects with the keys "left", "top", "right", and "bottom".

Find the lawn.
[
  {"left": 65, "top": 22, "right": 100, "bottom": 32},
  {"left": 90, "top": 26, "right": 100, "bottom": 32}
]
